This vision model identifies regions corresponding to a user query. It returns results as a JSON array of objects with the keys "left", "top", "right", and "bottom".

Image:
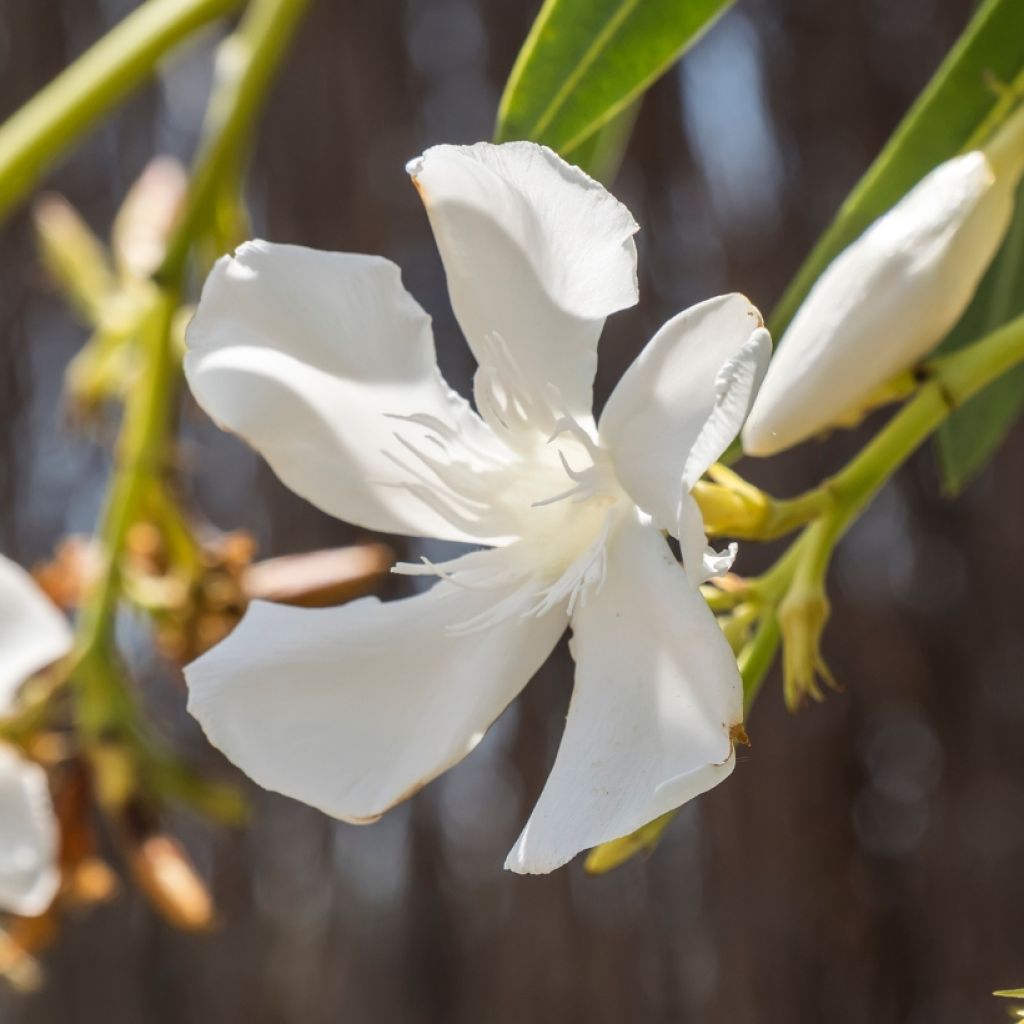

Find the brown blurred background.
[{"left": 2, "top": 0, "right": 1023, "bottom": 1021}]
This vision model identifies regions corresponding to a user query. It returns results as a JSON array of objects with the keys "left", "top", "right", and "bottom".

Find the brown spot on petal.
[
  {"left": 734, "top": 291, "right": 765, "bottom": 327},
  {"left": 730, "top": 722, "right": 751, "bottom": 748}
]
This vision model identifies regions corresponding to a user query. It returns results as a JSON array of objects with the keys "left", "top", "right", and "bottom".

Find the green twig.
[
  {"left": 156, "top": 0, "right": 312, "bottom": 285},
  {"left": 740, "top": 613, "right": 781, "bottom": 712},
  {"left": 819, "top": 310, "right": 1024, "bottom": 542},
  {"left": 69, "top": 0, "right": 310, "bottom": 807},
  {"left": 77, "top": 292, "right": 177, "bottom": 660},
  {"left": 0, "top": 0, "right": 244, "bottom": 222}
]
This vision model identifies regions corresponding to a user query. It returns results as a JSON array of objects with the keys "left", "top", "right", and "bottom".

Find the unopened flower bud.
[
  {"left": 744, "top": 105, "right": 1024, "bottom": 456},
  {"left": 692, "top": 466, "right": 769, "bottom": 537},
  {"left": 778, "top": 587, "right": 837, "bottom": 710}
]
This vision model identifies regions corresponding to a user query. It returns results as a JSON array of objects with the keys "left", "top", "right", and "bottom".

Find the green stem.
[
  {"left": 77, "top": 292, "right": 177, "bottom": 659},
  {"left": 823, "top": 311, "right": 1024, "bottom": 543},
  {"left": 0, "top": 0, "right": 244, "bottom": 222},
  {"left": 75, "top": 290, "right": 177, "bottom": 743},
  {"left": 740, "top": 613, "right": 780, "bottom": 712},
  {"left": 752, "top": 531, "right": 810, "bottom": 606},
  {"left": 761, "top": 487, "right": 837, "bottom": 538},
  {"left": 73, "top": 0, "right": 310, "bottom": 748},
  {"left": 701, "top": 585, "right": 748, "bottom": 613},
  {"left": 156, "top": 0, "right": 312, "bottom": 285},
  {"left": 735, "top": 531, "right": 810, "bottom": 709}
]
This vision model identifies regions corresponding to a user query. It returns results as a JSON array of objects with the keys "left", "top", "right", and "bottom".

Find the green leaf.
[
  {"left": 995, "top": 989, "right": 1024, "bottom": 999},
  {"left": 564, "top": 98, "right": 641, "bottom": 181},
  {"left": 936, "top": 175, "right": 1024, "bottom": 494},
  {"left": 495, "top": 0, "right": 733, "bottom": 161},
  {"left": 769, "top": 0, "right": 1024, "bottom": 337}
]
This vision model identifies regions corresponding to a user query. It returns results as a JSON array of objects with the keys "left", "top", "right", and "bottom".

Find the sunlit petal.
[
  {"left": 185, "top": 241, "right": 514, "bottom": 544},
  {"left": 409, "top": 142, "right": 638, "bottom": 420},
  {"left": 599, "top": 294, "right": 769, "bottom": 532},
  {"left": 186, "top": 554, "right": 567, "bottom": 823},
  {"left": 506, "top": 512, "right": 741, "bottom": 874}
]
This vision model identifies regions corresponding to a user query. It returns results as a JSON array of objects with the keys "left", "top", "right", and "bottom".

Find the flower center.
[{"left": 390, "top": 335, "right": 629, "bottom": 627}]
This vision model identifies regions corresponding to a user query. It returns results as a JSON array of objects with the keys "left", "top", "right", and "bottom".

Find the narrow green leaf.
[
  {"left": 562, "top": 98, "right": 641, "bottom": 182},
  {"left": 495, "top": 0, "right": 732, "bottom": 160},
  {"left": 769, "top": 0, "right": 1024, "bottom": 337},
  {"left": 935, "top": 175, "right": 1024, "bottom": 493}
]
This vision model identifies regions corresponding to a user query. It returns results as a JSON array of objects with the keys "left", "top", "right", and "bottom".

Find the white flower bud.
[{"left": 743, "top": 126, "right": 1023, "bottom": 457}]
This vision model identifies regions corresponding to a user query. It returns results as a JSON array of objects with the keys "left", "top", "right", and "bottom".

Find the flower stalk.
[
  {"left": 693, "top": 464, "right": 836, "bottom": 541},
  {"left": 66, "top": 0, "right": 310, "bottom": 806},
  {"left": 155, "top": 0, "right": 312, "bottom": 286}
]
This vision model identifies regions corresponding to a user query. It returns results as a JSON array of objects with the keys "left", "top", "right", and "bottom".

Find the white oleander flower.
[
  {"left": 0, "top": 555, "right": 68, "bottom": 914},
  {"left": 743, "top": 145, "right": 1023, "bottom": 457},
  {"left": 183, "top": 141, "right": 771, "bottom": 873}
]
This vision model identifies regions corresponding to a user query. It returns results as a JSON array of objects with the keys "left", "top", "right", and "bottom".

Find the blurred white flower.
[
  {"left": 183, "top": 141, "right": 770, "bottom": 873},
  {"left": 743, "top": 143, "right": 1023, "bottom": 457},
  {"left": 0, "top": 555, "right": 69, "bottom": 914}
]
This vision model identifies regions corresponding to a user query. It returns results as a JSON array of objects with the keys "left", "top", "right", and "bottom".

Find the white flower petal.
[
  {"left": 743, "top": 151, "right": 1015, "bottom": 456},
  {"left": 703, "top": 541, "right": 738, "bottom": 580},
  {"left": 408, "top": 142, "right": 638, "bottom": 419},
  {"left": 676, "top": 491, "right": 738, "bottom": 585},
  {"left": 0, "top": 746, "right": 59, "bottom": 916},
  {"left": 0, "top": 555, "right": 72, "bottom": 715},
  {"left": 599, "top": 294, "right": 770, "bottom": 531},
  {"left": 185, "top": 241, "right": 514, "bottom": 544},
  {"left": 186, "top": 561, "right": 567, "bottom": 823},
  {"left": 506, "top": 512, "right": 741, "bottom": 874}
]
